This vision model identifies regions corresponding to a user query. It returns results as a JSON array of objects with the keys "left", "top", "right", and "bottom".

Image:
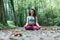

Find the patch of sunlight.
[
  {"left": 7, "top": 21, "right": 16, "bottom": 28},
  {"left": 46, "top": 0, "right": 50, "bottom": 3}
]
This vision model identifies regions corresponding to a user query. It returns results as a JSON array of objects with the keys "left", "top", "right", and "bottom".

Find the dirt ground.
[{"left": 0, "top": 27, "right": 60, "bottom": 40}]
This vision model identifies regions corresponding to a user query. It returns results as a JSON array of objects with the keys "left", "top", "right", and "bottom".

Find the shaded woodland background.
[{"left": 0, "top": 0, "right": 60, "bottom": 29}]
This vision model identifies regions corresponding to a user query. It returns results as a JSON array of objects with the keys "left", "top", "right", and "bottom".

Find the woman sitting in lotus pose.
[{"left": 24, "top": 9, "right": 41, "bottom": 30}]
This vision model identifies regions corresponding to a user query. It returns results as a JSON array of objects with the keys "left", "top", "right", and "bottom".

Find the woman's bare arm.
[
  {"left": 36, "top": 16, "right": 41, "bottom": 27},
  {"left": 24, "top": 17, "right": 28, "bottom": 27}
]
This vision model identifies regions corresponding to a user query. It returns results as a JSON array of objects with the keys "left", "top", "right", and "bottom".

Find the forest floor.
[{"left": 0, "top": 27, "right": 60, "bottom": 40}]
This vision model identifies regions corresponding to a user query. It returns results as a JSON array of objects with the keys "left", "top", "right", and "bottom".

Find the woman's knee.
[{"left": 33, "top": 26, "right": 40, "bottom": 30}]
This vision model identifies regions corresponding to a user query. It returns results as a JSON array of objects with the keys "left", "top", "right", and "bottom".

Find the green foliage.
[
  {"left": 0, "top": 0, "right": 60, "bottom": 29},
  {"left": 0, "top": 23, "right": 8, "bottom": 30},
  {"left": 7, "top": 21, "right": 17, "bottom": 28},
  {"left": 0, "top": 23, "right": 3, "bottom": 30}
]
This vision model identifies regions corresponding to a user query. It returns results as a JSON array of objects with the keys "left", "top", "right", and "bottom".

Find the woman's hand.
[
  {"left": 39, "top": 26, "right": 41, "bottom": 28},
  {"left": 24, "top": 25, "right": 27, "bottom": 27}
]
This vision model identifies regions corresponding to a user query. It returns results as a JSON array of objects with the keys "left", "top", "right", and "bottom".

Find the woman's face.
[{"left": 30, "top": 10, "right": 34, "bottom": 16}]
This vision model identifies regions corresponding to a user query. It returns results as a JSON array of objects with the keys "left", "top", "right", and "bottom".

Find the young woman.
[{"left": 24, "top": 9, "right": 41, "bottom": 30}]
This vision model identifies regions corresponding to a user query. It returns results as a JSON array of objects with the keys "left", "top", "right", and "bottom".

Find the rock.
[{"left": 14, "top": 33, "right": 22, "bottom": 37}]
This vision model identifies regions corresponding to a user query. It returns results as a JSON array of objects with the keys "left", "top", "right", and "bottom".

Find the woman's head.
[{"left": 29, "top": 9, "right": 36, "bottom": 17}]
